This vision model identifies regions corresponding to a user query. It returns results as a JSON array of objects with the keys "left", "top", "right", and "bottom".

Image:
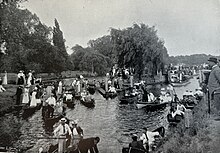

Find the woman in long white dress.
[
  {"left": 2, "top": 71, "right": 7, "bottom": 85},
  {"left": 27, "top": 71, "right": 32, "bottom": 86},
  {"left": 30, "top": 88, "right": 37, "bottom": 107},
  {"left": 57, "top": 81, "right": 63, "bottom": 95},
  {"left": 22, "top": 86, "right": 30, "bottom": 104}
]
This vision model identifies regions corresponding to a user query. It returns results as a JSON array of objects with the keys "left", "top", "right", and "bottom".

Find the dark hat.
[
  {"left": 143, "top": 127, "right": 148, "bottom": 131},
  {"left": 208, "top": 57, "right": 218, "bottom": 63}
]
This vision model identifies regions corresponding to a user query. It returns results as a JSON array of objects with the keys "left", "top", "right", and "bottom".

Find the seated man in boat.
[
  {"left": 69, "top": 119, "right": 83, "bottom": 148},
  {"left": 46, "top": 93, "right": 56, "bottom": 117},
  {"left": 54, "top": 118, "right": 73, "bottom": 153},
  {"left": 172, "top": 105, "right": 185, "bottom": 117},
  {"left": 131, "top": 87, "right": 139, "bottom": 96},
  {"left": 148, "top": 92, "right": 155, "bottom": 102},
  {"left": 140, "top": 127, "right": 160, "bottom": 152},
  {"left": 77, "top": 137, "right": 100, "bottom": 153},
  {"left": 177, "top": 102, "right": 186, "bottom": 113},
  {"left": 194, "top": 88, "right": 203, "bottom": 100},
  {"left": 81, "top": 90, "right": 87, "bottom": 101},
  {"left": 63, "top": 91, "right": 73, "bottom": 102},
  {"left": 108, "top": 85, "right": 116, "bottom": 93},
  {"left": 84, "top": 92, "right": 94, "bottom": 102},
  {"left": 129, "top": 134, "right": 146, "bottom": 152}
]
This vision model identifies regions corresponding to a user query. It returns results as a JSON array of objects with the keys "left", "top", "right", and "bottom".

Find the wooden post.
[
  {"left": 105, "top": 76, "right": 108, "bottom": 92},
  {"left": 130, "top": 75, "right": 133, "bottom": 87}
]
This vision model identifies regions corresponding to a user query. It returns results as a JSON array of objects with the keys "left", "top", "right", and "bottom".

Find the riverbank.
[
  {"left": 0, "top": 84, "right": 17, "bottom": 116},
  {"left": 154, "top": 94, "right": 220, "bottom": 153}
]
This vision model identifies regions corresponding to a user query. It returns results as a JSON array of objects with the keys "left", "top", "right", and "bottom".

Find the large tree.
[
  {"left": 52, "top": 18, "right": 72, "bottom": 71},
  {"left": 70, "top": 45, "right": 111, "bottom": 75},
  {"left": 111, "top": 23, "right": 168, "bottom": 80},
  {"left": 0, "top": 1, "right": 72, "bottom": 73}
]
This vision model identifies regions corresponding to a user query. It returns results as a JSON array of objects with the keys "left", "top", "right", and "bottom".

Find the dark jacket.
[
  {"left": 78, "top": 137, "right": 99, "bottom": 153},
  {"left": 129, "top": 140, "right": 146, "bottom": 151},
  {"left": 208, "top": 65, "right": 220, "bottom": 95}
]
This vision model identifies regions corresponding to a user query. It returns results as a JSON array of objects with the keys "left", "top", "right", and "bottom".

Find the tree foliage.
[
  {"left": 168, "top": 54, "right": 220, "bottom": 66},
  {"left": 70, "top": 45, "right": 110, "bottom": 75},
  {"left": 0, "top": 1, "right": 72, "bottom": 73},
  {"left": 110, "top": 23, "right": 168, "bottom": 79}
]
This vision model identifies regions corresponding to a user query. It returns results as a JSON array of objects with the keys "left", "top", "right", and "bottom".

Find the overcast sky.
[{"left": 22, "top": 0, "right": 220, "bottom": 56}]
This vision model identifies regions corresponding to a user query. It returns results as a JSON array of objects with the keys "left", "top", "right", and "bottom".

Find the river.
[{"left": 2, "top": 76, "right": 200, "bottom": 153}]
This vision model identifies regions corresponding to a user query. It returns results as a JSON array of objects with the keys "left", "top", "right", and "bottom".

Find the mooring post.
[
  {"left": 105, "top": 73, "right": 109, "bottom": 92},
  {"left": 130, "top": 75, "right": 133, "bottom": 87}
]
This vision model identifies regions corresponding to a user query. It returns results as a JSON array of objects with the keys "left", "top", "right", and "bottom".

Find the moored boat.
[
  {"left": 122, "top": 126, "right": 165, "bottom": 153},
  {"left": 118, "top": 95, "right": 138, "bottom": 104},
  {"left": 181, "top": 90, "right": 197, "bottom": 109},
  {"left": 136, "top": 100, "right": 168, "bottom": 110},
  {"left": 167, "top": 113, "right": 184, "bottom": 125},
  {"left": 22, "top": 103, "right": 42, "bottom": 118},
  {"left": 171, "top": 79, "right": 190, "bottom": 87},
  {"left": 80, "top": 98, "right": 95, "bottom": 108},
  {"left": 63, "top": 92, "right": 75, "bottom": 108},
  {"left": 87, "top": 83, "right": 96, "bottom": 95},
  {"left": 97, "top": 87, "right": 117, "bottom": 99}
]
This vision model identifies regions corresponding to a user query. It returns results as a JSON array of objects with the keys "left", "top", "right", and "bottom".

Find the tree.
[
  {"left": 88, "top": 35, "right": 115, "bottom": 66},
  {"left": 110, "top": 23, "right": 168, "bottom": 80},
  {"left": 52, "top": 18, "right": 72, "bottom": 71},
  {"left": 70, "top": 45, "right": 111, "bottom": 75}
]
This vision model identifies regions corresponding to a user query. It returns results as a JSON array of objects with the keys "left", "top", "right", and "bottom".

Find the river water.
[{"left": 3, "top": 76, "right": 200, "bottom": 153}]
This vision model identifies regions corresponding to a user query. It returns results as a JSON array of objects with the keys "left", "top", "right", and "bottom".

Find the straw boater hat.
[
  {"left": 60, "top": 118, "right": 66, "bottom": 122},
  {"left": 208, "top": 57, "right": 218, "bottom": 64},
  {"left": 132, "top": 134, "right": 138, "bottom": 138},
  {"left": 71, "top": 119, "right": 78, "bottom": 125}
]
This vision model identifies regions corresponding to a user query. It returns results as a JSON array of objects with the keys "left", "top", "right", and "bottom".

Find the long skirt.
[
  {"left": 2, "top": 74, "right": 7, "bottom": 85},
  {"left": 30, "top": 96, "right": 37, "bottom": 107},
  {"left": 22, "top": 93, "right": 29, "bottom": 104}
]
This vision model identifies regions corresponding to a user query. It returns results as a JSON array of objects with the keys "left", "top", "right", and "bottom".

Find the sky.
[{"left": 22, "top": 0, "right": 220, "bottom": 56}]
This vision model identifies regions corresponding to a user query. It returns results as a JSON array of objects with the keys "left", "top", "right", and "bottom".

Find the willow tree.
[{"left": 110, "top": 23, "right": 168, "bottom": 80}]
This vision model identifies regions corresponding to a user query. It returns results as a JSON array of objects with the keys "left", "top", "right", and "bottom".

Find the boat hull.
[
  {"left": 136, "top": 101, "right": 168, "bottom": 110},
  {"left": 80, "top": 99, "right": 95, "bottom": 108}
]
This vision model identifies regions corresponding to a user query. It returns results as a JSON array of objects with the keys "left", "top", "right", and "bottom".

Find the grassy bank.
[
  {"left": 0, "top": 85, "right": 22, "bottom": 148},
  {"left": 0, "top": 84, "right": 17, "bottom": 116},
  {"left": 154, "top": 94, "right": 220, "bottom": 153}
]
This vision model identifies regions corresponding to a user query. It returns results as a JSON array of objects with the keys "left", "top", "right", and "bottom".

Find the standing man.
[
  {"left": 77, "top": 137, "right": 100, "bottom": 153},
  {"left": 207, "top": 57, "right": 220, "bottom": 120},
  {"left": 70, "top": 119, "right": 83, "bottom": 146},
  {"left": 54, "top": 118, "right": 72, "bottom": 153},
  {"left": 46, "top": 93, "right": 56, "bottom": 117}
]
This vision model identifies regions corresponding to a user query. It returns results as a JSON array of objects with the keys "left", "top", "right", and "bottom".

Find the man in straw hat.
[
  {"left": 207, "top": 57, "right": 220, "bottom": 121},
  {"left": 54, "top": 118, "right": 72, "bottom": 153},
  {"left": 69, "top": 119, "right": 84, "bottom": 150}
]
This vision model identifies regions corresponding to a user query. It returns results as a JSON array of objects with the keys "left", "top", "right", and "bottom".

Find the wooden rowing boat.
[
  {"left": 167, "top": 113, "right": 183, "bottom": 125},
  {"left": 136, "top": 100, "right": 168, "bottom": 110},
  {"left": 118, "top": 95, "right": 138, "bottom": 104},
  {"left": 122, "top": 126, "right": 165, "bottom": 153},
  {"left": 80, "top": 98, "right": 95, "bottom": 108}
]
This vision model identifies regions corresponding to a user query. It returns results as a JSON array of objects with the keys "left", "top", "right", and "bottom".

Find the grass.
[
  {"left": 0, "top": 84, "right": 22, "bottom": 147},
  {"left": 154, "top": 95, "right": 214, "bottom": 153},
  {"left": 0, "top": 84, "right": 18, "bottom": 116}
]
